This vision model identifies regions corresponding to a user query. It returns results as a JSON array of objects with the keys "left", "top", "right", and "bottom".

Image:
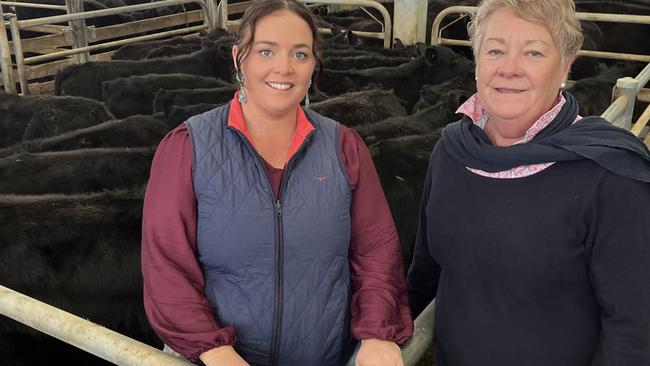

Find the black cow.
[
  {"left": 369, "top": 131, "right": 442, "bottom": 267},
  {"left": 0, "top": 115, "right": 168, "bottom": 158},
  {"left": 152, "top": 85, "right": 236, "bottom": 115},
  {"left": 318, "top": 46, "right": 474, "bottom": 112},
  {"left": 112, "top": 36, "right": 204, "bottom": 60},
  {"left": 165, "top": 103, "right": 222, "bottom": 128},
  {"left": 0, "top": 189, "right": 155, "bottom": 366},
  {"left": 0, "top": 93, "right": 114, "bottom": 148},
  {"left": 55, "top": 39, "right": 234, "bottom": 101},
  {"left": 322, "top": 54, "right": 412, "bottom": 70},
  {"left": 412, "top": 73, "right": 476, "bottom": 113},
  {"left": 0, "top": 148, "right": 154, "bottom": 195},
  {"left": 101, "top": 73, "right": 227, "bottom": 118},
  {"left": 309, "top": 89, "right": 407, "bottom": 127},
  {"left": 355, "top": 101, "right": 454, "bottom": 144},
  {"left": 569, "top": 61, "right": 643, "bottom": 116}
]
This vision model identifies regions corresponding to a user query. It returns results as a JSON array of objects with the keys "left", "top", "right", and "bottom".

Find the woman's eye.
[
  {"left": 527, "top": 50, "right": 544, "bottom": 57},
  {"left": 259, "top": 49, "right": 273, "bottom": 57},
  {"left": 486, "top": 49, "right": 503, "bottom": 56},
  {"left": 294, "top": 52, "right": 309, "bottom": 60}
]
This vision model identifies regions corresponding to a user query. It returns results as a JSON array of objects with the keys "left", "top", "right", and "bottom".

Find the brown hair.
[{"left": 233, "top": 0, "right": 323, "bottom": 84}]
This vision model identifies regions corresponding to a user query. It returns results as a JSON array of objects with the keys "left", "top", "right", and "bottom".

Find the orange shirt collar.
[{"left": 228, "top": 92, "right": 315, "bottom": 159}]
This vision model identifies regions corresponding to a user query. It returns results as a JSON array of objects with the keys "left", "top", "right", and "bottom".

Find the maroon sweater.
[{"left": 141, "top": 119, "right": 413, "bottom": 361}]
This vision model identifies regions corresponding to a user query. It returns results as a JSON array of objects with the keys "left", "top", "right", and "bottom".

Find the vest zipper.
[
  {"left": 270, "top": 198, "right": 283, "bottom": 366},
  {"left": 229, "top": 126, "right": 315, "bottom": 365}
]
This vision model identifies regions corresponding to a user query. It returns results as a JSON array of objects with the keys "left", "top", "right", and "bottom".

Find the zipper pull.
[{"left": 275, "top": 200, "right": 282, "bottom": 216}]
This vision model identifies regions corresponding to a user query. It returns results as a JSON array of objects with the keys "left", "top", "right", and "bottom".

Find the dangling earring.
[
  {"left": 236, "top": 72, "right": 246, "bottom": 103},
  {"left": 305, "top": 79, "right": 312, "bottom": 107}
]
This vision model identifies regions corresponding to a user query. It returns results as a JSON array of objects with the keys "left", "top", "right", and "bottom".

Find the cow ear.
[{"left": 424, "top": 47, "right": 438, "bottom": 66}]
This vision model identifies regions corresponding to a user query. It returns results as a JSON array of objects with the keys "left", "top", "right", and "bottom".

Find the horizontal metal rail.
[
  {"left": 0, "top": 1, "right": 67, "bottom": 10},
  {"left": 223, "top": 0, "right": 392, "bottom": 48},
  {"left": 431, "top": 6, "right": 650, "bottom": 63},
  {"left": 23, "top": 23, "right": 206, "bottom": 63},
  {"left": 299, "top": 0, "right": 392, "bottom": 48},
  {"left": 15, "top": 0, "right": 208, "bottom": 29},
  {"left": 0, "top": 284, "right": 194, "bottom": 366}
]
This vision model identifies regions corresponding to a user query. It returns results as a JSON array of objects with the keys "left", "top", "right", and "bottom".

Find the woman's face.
[
  {"left": 233, "top": 10, "right": 315, "bottom": 117},
  {"left": 475, "top": 7, "right": 571, "bottom": 143}
]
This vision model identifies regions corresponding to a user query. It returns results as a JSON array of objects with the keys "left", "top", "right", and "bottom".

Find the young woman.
[{"left": 141, "top": 1, "right": 413, "bottom": 365}]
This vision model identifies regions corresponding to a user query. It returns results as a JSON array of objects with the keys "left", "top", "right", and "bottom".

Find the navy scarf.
[{"left": 442, "top": 91, "right": 650, "bottom": 182}]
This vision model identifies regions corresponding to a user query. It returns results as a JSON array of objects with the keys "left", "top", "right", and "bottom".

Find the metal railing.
[
  {"left": 220, "top": 0, "right": 393, "bottom": 48},
  {"left": 1, "top": 0, "right": 217, "bottom": 94},
  {"left": 1, "top": 282, "right": 437, "bottom": 366},
  {"left": 0, "top": 284, "right": 194, "bottom": 366},
  {"left": 431, "top": 6, "right": 650, "bottom": 63},
  {"left": 602, "top": 63, "right": 650, "bottom": 139}
]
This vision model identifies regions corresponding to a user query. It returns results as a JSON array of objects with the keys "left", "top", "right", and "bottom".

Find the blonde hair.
[{"left": 468, "top": 0, "right": 584, "bottom": 64}]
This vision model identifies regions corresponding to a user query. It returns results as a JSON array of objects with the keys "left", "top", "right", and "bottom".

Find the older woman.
[{"left": 407, "top": 0, "right": 650, "bottom": 365}]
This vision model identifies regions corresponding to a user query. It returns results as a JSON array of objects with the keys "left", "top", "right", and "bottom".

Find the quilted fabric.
[{"left": 186, "top": 104, "right": 352, "bottom": 366}]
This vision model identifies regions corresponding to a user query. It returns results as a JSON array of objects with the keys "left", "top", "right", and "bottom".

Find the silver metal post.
[
  {"left": 393, "top": 0, "right": 428, "bottom": 45},
  {"left": 65, "top": 0, "right": 90, "bottom": 63},
  {"left": 611, "top": 77, "right": 639, "bottom": 129},
  {"left": 0, "top": 12, "right": 16, "bottom": 93},
  {"left": 7, "top": 13, "right": 29, "bottom": 94}
]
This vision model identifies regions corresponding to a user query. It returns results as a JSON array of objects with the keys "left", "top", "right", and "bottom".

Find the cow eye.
[{"left": 259, "top": 49, "right": 273, "bottom": 57}]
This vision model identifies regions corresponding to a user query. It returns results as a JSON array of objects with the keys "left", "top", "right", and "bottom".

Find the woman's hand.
[
  {"left": 355, "top": 338, "right": 403, "bottom": 366},
  {"left": 199, "top": 345, "right": 250, "bottom": 366}
]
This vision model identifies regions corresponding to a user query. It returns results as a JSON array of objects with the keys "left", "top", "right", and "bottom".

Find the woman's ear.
[{"left": 232, "top": 45, "right": 239, "bottom": 72}]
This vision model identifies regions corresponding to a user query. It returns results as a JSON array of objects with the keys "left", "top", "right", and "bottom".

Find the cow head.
[{"left": 424, "top": 47, "right": 438, "bottom": 67}]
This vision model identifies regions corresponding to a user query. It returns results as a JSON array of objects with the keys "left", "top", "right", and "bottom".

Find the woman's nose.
[
  {"left": 274, "top": 54, "right": 293, "bottom": 75},
  {"left": 497, "top": 54, "right": 523, "bottom": 78}
]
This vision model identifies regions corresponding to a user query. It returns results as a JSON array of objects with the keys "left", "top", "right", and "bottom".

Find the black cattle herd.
[{"left": 1, "top": 1, "right": 648, "bottom": 364}]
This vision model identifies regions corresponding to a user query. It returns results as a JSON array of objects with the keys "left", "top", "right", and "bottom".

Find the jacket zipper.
[{"left": 229, "top": 125, "right": 315, "bottom": 365}]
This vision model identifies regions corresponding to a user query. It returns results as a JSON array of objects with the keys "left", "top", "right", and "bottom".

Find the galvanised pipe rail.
[
  {"left": 0, "top": 1, "right": 67, "bottom": 10},
  {"left": 431, "top": 6, "right": 650, "bottom": 63},
  {"left": 297, "top": 0, "right": 392, "bottom": 48},
  {"left": 17, "top": 0, "right": 210, "bottom": 29},
  {"left": 22, "top": 23, "right": 206, "bottom": 64},
  {"left": 0, "top": 284, "right": 194, "bottom": 366}
]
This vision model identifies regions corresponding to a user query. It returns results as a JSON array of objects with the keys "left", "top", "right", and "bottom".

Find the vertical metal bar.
[
  {"left": 7, "top": 13, "right": 29, "bottom": 94},
  {"left": 393, "top": 0, "right": 428, "bottom": 45},
  {"left": 612, "top": 77, "right": 640, "bottom": 129},
  {"left": 0, "top": 13, "right": 16, "bottom": 93},
  {"left": 65, "top": 0, "right": 89, "bottom": 63}
]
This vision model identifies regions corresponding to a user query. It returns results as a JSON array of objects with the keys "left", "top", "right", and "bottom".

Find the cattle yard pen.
[
  {"left": 0, "top": 0, "right": 222, "bottom": 94},
  {"left": 431, "top": 5, "right": 650, "bottom": 146},
  {"left": 0, "top": 0, "right": 393, "bottom": 94}
]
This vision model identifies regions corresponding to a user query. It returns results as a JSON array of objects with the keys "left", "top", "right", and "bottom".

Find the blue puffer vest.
[{"left": 186, "top": 102, "right": 352, "bottom": 366}]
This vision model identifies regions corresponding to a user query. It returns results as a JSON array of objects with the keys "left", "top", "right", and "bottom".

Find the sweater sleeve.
[
  {"left": 406, "top": 145, "right": 442, "bottom": 318},
  {"left": 587, "top": 173, "right": 650, "bottom": 365},
  {"left": 141, "top": 124, "right": 236, "bottom": 362},
  {"left": 339, "top": 125, "right": 413, "bottom": 345}
]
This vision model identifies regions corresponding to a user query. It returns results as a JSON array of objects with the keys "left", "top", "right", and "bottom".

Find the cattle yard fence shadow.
[
  {"left": 0, "top": 283, "right": 437, "bottom": 365},
  {"left": 431, "top": 5, "right": 650, "bottom": 147},
  {"left": 0, "top": 0, "right": 220, "bottom": 94}
]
